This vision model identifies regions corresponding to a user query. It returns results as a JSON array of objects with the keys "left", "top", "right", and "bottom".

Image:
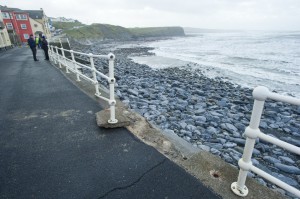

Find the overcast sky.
[{"left": 2, "top": 0, "right": 300, "bottom": 30}]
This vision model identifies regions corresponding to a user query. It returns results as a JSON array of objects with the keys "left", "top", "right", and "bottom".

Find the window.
[
  {"left": 2, "top": 12, "right": 11, "bottom": 19},
  {"left": 34, "top": 24, "right": 38, "bottom": 28},
  {"left": 21, "top": 24, "right": 27, "bottom": 29},
  {"left": 16, "top": 14, "right": 27, "bottom": 20},
  {"left": 23, "top": 34, "right": 29, "bottom": 39},
  {"left": 6, "top": 23, "right": 13, "bottom": 30}
]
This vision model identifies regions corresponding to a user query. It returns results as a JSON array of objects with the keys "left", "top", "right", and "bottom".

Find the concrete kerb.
[{"left": 50, "top": 62, "right": 286, "bottom": 199}]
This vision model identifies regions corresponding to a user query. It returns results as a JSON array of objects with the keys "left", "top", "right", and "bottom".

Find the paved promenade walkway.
[{"left": 0, "top": 48, "right": 220, "bottom": 198}]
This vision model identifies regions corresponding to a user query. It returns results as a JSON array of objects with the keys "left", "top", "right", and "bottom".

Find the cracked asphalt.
[{"left": 0, "top": 47, "right": 221, "bottom": 199}]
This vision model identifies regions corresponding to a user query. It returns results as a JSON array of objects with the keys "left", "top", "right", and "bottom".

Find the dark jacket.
[
  {"left": 41, "top": 38, "right": 48, "bottom": 50},
  {"left": 27, "top": 38, "right": 36, "bottom": 49}
]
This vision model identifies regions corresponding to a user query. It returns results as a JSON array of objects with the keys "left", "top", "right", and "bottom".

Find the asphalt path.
[{"left": 0, "top": 47, "right": 220, "bottom": 199}]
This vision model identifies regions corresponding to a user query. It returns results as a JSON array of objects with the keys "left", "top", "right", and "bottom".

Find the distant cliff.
[{"left": 53, "top": 22, "right": 185, "bottom": 44}]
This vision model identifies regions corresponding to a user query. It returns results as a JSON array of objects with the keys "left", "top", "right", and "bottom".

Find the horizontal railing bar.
[
  {"left": 93, "top": 54, "right": 110, "bottom": 59},
  {"left": 75, "top": 61, "right": 88, "bottom": 68},
  {"left": 95, "top": 94, "right": 110, "bottom": 102},
  {"left": 67, "top": 66, "right": 96, "bottom": 84},
  {"left": 50, "top": 45, "right": 110, "bottom": 59},
  {"left": 258, "top": 132, "right": 300, "bottom": 155},
  {"left": 78, "top": 73, "right": 97, "bottom": 84},
  {"left": 267, "top": 92, "right": 300, "bottom": 105},
  {"left": 232, "top": 86, "right": 300, "bottom": 197},
  {"left": 53, "top": 50, "right": 108, "bottom": 81},
  {"left": 251, "top": 166, "right": 300, "bottom": 197},
  {"left": 95, "top": 70, "right": 109, "bottom": 80}
]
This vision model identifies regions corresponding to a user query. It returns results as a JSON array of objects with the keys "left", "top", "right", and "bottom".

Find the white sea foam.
[{"left": 130, "top": 31, "right": 300, "bottom": 98}]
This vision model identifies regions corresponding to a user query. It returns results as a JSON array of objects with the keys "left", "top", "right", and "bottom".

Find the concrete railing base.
[{"left": 96, "top": 108, "right": 131, "bottom": 128}]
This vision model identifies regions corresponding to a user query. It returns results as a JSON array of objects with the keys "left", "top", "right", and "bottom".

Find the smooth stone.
[
  {"left": 272, "top": 173, "right": 299, "bottom": 187},
  {"left": 259, "top": 121, "right": 268, "bottom": 129},
  {"left": 274, "top": 163, "right": 300, "bottom": 174},
  {"left": 186, "top": 124, "right": 197, "bottom": 132},
  {"left": 198, "top": 145, "right": 210, "bottom": 152},
  {"left": 208, "top": 143, "right": 223, "bottom": 150},
  {"left": 180, "top": 130, "right": 192, "bottom": 137},
  {"left": 251, "top": 159, "right": 259, "bottom": 166},
  {"left": 210, "top": 148, "right": 221, "bottom": 156},
  {"left": 256, "top": 178, "right": 267, "bottom": 186},
  {"left": 280, "top": 137, "right": 300, "bottom": 147},
  {"left": 127, "top": 89, "right": 139, "bottom": 96},
  {"left": 221, "top": 123, "right": 238, "bottom": 132},
  {"left": 222, "top": 154, "right": 233, "bottom": 163},
  {"left": 217, "top": 138, "right": 226, "bottom": 144},
  {"left": 231, "top": 138, "right": 246, "bottom": 146},
  {"left": 206, "top": 126, "right": 218, "bottom": 134},
  {"left": 263, "top": 156, "right": 281, "bottom": 164},
  {"left": 179, "top": 121, "right": 187, "bottom": 129},
  {"left": 193, "top": 116, "right": 207, "bottom": 123},
  {"left": 223, "top": 142, "right": 237, "bottom": 148},
  {"left": 278, "top": 156, "right": 295, "bottom": 164}
]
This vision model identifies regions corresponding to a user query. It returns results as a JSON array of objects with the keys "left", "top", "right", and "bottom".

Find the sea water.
[{"left": 130, "top": 31, "right": 300, "bottom": 98}]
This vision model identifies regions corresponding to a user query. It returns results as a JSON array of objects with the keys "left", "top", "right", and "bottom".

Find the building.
[
  {"left": 1, "top": 10, "right": 33, "bottom": 43},
  {"left": 0, "top": 10, "right": 12, "bottom": 49},
  {"left": 50, "top": 17, "right": 76, "bottom": 23},
  {"left": 25, "top": 9, "right": 51, "bottom": 39},
  {"left": 0, "top": 6, "right": 51, "bottom": 44}
]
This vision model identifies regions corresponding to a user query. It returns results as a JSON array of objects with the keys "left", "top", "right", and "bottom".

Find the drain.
[{"left": 210, "top": 170, "right": 221, "bottom": 179}]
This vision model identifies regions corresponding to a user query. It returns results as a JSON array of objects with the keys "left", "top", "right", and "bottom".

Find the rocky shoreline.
[{"left": 74, "top": 42, "right": 300, "bottom": 197}]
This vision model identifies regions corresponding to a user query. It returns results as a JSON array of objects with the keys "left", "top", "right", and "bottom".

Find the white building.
[
  {"left": 51, "top": 17, "right": 75, "bottom": 23},
  {"left": 0, "top": 10, "right": 12, "bottom": 49}
]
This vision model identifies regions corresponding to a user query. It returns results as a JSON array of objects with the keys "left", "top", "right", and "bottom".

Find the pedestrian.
[
  {"left": 35, "top": 36, "right": 40, "bottom": 49},
  {"left": 41, "top": 36, "right": 49, "bottom": 60},
  {"left": 27, "top": 34, "right": 38, "bottom": 61}
]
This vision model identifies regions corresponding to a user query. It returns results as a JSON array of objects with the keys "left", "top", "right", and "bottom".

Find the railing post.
[
  {"left": 49, "top": 45, "right": 53, "bottom": 62},
  {"left": 89, "top": 53, "right": 100, "bottom": 96},
  {"left": 231, "top": 86, "right": 269, "bottom": 197},
  {"left": 52, "top": 46, "right": 57, "bottom": 64},
  {"left": 70, "top": 50, "right": 80, "bottom": 81},
  {"left": 55, "top": 46, "right": 62, "bottom": 68},
  {"left": 108, "top": 53, "right": 118, "bottom": 124},
  {"left": 61, "top": 48, "right": 69, "bottom": 73},
  {"left": 67, "top": 38, "right": 71, "bottom": 48},
  {"left": 59, "top": 38, "right": 63, "bottom": 48}
]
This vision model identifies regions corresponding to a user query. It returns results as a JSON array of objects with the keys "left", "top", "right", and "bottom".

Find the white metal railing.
[
  {"left": 231, "top": 86, "right": 300, "bottom": 197},
  {"left": 48, "top": 45, "right": 118, "bottom": 124},
  {"left": 49, "top": 37, "right": 71, "bottom": 49}
]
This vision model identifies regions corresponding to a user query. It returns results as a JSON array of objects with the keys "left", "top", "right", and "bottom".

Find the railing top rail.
[
  {"left": 49, "top": 38, "right": 69, "bottom": 42},
  {"left": 50, "top": 45, "right": 111, "bottom": 59},
  {"left": 253, "top": 86, "right": 300, "bottom": 106}
]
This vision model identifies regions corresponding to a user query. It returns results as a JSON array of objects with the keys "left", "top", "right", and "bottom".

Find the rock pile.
[{"left": 83, "top": 43, "right": 300, "bottom": 197}]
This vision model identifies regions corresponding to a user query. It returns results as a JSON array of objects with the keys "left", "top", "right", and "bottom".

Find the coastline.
[{"left": 74, "top": 40, "right": 300, "bottom": 197}]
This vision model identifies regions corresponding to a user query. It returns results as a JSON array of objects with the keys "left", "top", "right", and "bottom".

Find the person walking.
[
  {"left": 41, "top": 36, "right": 49, "bottom": 60},
  {"left": 27, "top": 34, "right": 38, "bottom": 61}
]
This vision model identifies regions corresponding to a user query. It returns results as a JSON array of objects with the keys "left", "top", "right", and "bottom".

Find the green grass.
[
  {"left": 53, "top": 22, "right": 185, "bottom": 41},
  {"left": 129, "top": 27, "right": 185, "bottom": 37}
]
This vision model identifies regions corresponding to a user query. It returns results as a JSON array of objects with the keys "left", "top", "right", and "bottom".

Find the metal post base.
[
  {"left": 231, "top": 182, "right": 248, "bottom": 197},
  {"left": 108, "top": 119, "right": 118, "bottom": 124}
]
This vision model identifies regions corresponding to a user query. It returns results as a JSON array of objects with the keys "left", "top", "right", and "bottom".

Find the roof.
[
  {"left": 23, "top": 10, "right": 44, "bottom": 19},
  {"left": 0, "top": 5, "right": 21, "bottom": 12},
  {"left": 0, "top": 6, "right": 44, "bottom": 19}
]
